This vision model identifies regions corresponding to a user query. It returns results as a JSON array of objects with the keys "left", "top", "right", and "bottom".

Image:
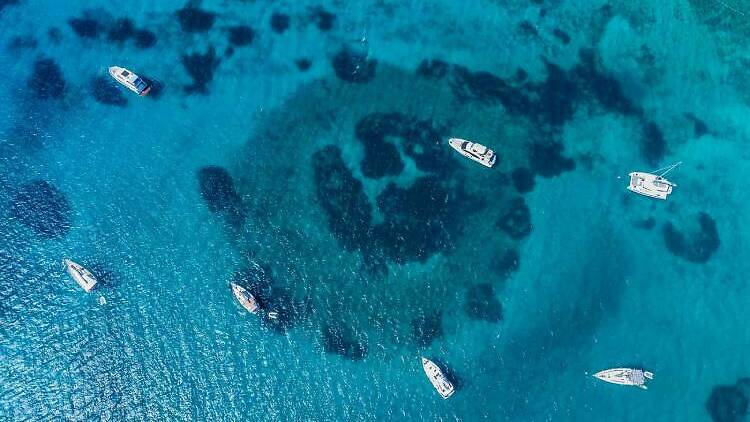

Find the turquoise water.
[{"left": 1, "top": 0, "right": 750, "bottom": 420}]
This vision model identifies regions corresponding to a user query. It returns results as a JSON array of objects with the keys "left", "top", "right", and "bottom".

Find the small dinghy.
[
  {"left": 421, "top": 357, "right": 455, "bottom": 399},
  {"left": 230, "top": 282, "right": 259, "bottom": 314},
  {"left": 593, "top": 368, "right": 653, "bottom": 389},
  {"left": 448, "top": 138, "right": 497, "bottom": 168},
  {"left": 108, "top": 66, "right": 151, "bottom": 96},
  {"left": 63, "top": 259, "right": 98, "bottom": 292},
  {"left": 627, "top": 162, "right": 681, "bottom": 200}
]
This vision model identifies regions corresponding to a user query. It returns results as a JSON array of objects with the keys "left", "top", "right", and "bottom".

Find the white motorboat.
[
  {"left": 230, "top": 282, "right": 259, "bottom": 314},
  {"left": 448, "top": 138, "right": 497, "bottom": 168},
  {"left": 627, "top": 162, "right": 681, "bottom": 200},
  {"left": 108, "top": 66, "right": 151, "bottom": 96},
  {"left": 421, "top": 357, "right": 455, "bottom": 399},
  {"left": 63, "top": 259, "right": 98, "bottom": 293},
  {"left": 593, "top": 368, "right": 653, "bottom": 389}
]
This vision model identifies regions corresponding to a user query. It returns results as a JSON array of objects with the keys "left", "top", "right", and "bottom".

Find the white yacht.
[
  {"left": 627, "top": 162, "right": 681, "bottom": 200},
  {"left": 63, "top": 259, "right": 98, "bottom": 293},
  {"left": 230, "top": 282, "right": 259, "bottom": 314},
  {"left": 421, "top": 357, "right": 455, "bottom": 399},
  {"left": 448, "top": 138, "right": 497, "bottom": 168},
  {"left": 593, "top": 368, "right": 653, "bottom": 389},
  {"left": 108, "top": 66, "right": 151, "bottom": 96}
]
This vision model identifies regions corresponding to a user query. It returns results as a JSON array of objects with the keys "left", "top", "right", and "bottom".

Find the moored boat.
[
  {"left": 230, "top": 282, "right": 259, "bottom": 314},
  {"left": 448, "top": 138, "right": 497, "bottom": 168},
  {"left": 63, "top": 259, "right": 98, "bottom": 292},
  {"left": 593, "top": 368, "right": 654, "bottom": 389},
  {"left": 627, "top": 162, "right": 681, "bottom": 200},
  {"left": 108, "top": 66, "right": 151, "bottom": 96},
  {"left": 421, "top": 357, "right": 455, "bottom": 399}
]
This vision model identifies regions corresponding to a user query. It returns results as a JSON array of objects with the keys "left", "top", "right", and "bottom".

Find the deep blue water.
[{"left": 2, "top": 0, "right": 750, "bottom": 420}]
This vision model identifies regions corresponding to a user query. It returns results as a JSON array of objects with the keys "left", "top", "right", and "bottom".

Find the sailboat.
[
  {"left": 593, "top": 368, "right": 654, "bottom": 389},
  {"left": 626, "top": 162, "right": 682, "bottom": 200},
  {"left": 421, "top": 357, "right": 455, "bottom": 399}
]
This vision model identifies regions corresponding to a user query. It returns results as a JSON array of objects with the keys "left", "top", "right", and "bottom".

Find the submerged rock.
[
  {"left": 706, "top": 379, "right": 750, "bottom": 422},
  {"left": 322, "top": 323, "right": 367, "bottom": 360},
  {"left": 176, "top": 6, "right": 215, "bottom": 33},
  {"left": 411, "top": 311, "right": 443, "bottom": 347},
  {"left": 511, "top": 167, "right": 535, "bottom": 193},
  {"left": 68, "top": 17, "right": 102, "bottom": 39},
  {"left": 11, "top": 180, "right": 71, "bottom": 238},
  {"left": 106, "top": 18, "right": 135, "bottom": 42},
  {"left": 312, "top": 8, "right": 335, "bottom": 31},
  {"left": 662, "top": 212, "right": 719, "bottom": 263},
  {"left": 27, "top": 58, "right": 65, "bottom": 100},
  {"left": 416, "top": 59, "right": 450, "bottom": 79},
  {"left": 529, "top": 141, "right": 575, "bottom": 178},
  {"left": 331, "top": 47, "right": 376, "bottom": 83},
  {"left": 134, "top": 29, "right": 157, "bottom": 49},
  {"left": 491, "top": 248, "right": 520, "bottom": 278},
  {"left": 552, "top": 28, "right": 571, "bottom": 44},
  {"left": 465, "top": 283, "right": 502, "bottom": 322},
  {"left": 90, "top": 76, "right": 127, "bottom": 107},
  {"left": 496, "top": 197, "right": 532, "bottom": 240},
  {"left": 312, "top": 146, "right": 372, "bottom": 251},
  {"left": 196, "top": 166, "right": 243, "bottom": 227},
  {"left": 295, "top": 58, "right": 312, "bottom": 71},
  {"left": 181, "top": 47, "right": 220, "bottom": 94},
  {"left": 227, "top": 25, "right": 254, "bottom": 47},
  {"left": 641, "top": 121, "right": 666, "bottom": 167},
  {"left": 270, "top": 13, "right": 290, "bottom": 34}
]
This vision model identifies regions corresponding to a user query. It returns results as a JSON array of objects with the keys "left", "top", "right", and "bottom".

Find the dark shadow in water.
[
  {"left": 176, "top": 6, "right": 215, "bottom": 33},
  {"left": 196, "top": 166, "right": 244, "bottom": 228},
  {"left": 706, "top": 378, "right": 750, "bottom": 422},
  {"left": 641, "top": 121, "right": 666, "bottom": 167},
  {"left": 90, "top": 76, "right": 128, "bottom": 107},
  {"left": 106, "top": 18, "right": 135, "bottom": 43},
  {"left": 464, "top": 283, "right": 503, "bottom": 322},
  {"left": 0, "top": 0, "right": 19, "bottom": 15},
  {"left": 529, "top": 141, "right": 575, "bottom": 178},
  {"left": 511, "top": 167, "right": 535, "bottom": 194},
  {"left": 181, "top": 47, "right": 220, "bottom": 94},
  {"left": 85, "top": 262, "right": 120, "bottom": 289},
  {"left": 227, "top": 25, "right": 254, "bottom": 47},
  {"left": 411, "top": 310, "right": 443, "bottom": 347},
  {"left": 496, "top": 197, "right": 532, "bottom": 240},
  {"left": 68, "top": 17, "right": 102, "bottom": 39},
  {"left": 311, "top": 8, "right": 335, "bottom": 31},
  {"left": 27, "top": 58, "right": 66, "bottom": 100},
  {"left": 270, "top": 12, "right": 290, "bottom": 34},
  {"left": 133, "top": 29, "right": 157, "bottom": 49},
  {"left": 321, "top": 322, "right": 368, "bottom": 360},
  {"left": 331, "top": 46, "right": 377, "bottom": 83},
  {"left": 662, "top": 212, "right": 720, "bottom": 263},
  {"left": 11, "top": 180, "right": 71, "bottom": 238}
]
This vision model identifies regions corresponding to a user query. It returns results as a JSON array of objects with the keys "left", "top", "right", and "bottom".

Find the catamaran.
[
  {"left": 63, "top": 259, "right": 98, "bottom": 292},
  {"left": 421, "top": 357, "right": 455, "bottom": 399},
  {"left": 230, "top": 282, "right": 259, "bottom": 314},
  {"left": 448, "top": 138, "right": 497, "bottom": 168},
  {"left": 593, "top": 368, "right": 654, "bottom": 389},
  {"left": 108, "top": 66, "right": 151, "bottom": 96},
  {"left": 627, "top": 162, "right": 681, "bottom": 200}
]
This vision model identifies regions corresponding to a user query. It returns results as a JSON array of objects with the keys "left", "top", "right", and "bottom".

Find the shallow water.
[{"left": 1, "top": 0, "right": 750, "bottom": 420}]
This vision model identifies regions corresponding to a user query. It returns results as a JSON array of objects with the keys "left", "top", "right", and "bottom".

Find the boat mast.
[{"left": 654, "top": 161, "right": 682, "bottom": 178}]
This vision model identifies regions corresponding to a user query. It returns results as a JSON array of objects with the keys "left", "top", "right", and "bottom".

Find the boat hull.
[
  {"left": 63, "top": 259, "right": 97, "bottom": 292},
  {"left": 421, "top": 357, "right": 455, "bottom": 399},
  {"left": 594, "top": 368, "right": 653, "bottom": 389},
  {"left": 448, "top": 138, "right": 497, "bottom": 168},
  {"left": 627, "top": 172, "right": 674, "bottom": 200},
  {"left": 231, "top": 283, "right": 259, "bottom": 314},
  {"left": 108, "top": 66, "right": 151, "bottom": 96}
]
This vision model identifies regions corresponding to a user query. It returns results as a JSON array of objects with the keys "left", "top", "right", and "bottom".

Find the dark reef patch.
[
  {"left": 312, "top": 8, "right": 335, "bottom": 31},
  {"left": 685, "top": 113, "right": 709, "bottom": 137},
  {"left": 465, "top": 283, "right": 502, "bottom": 322},
  {"left": 270, "top": 13, "right": 290, "bottom": 34},
  {"left": 197, "top": 166, "right": 244, "bottom": 227},
  {"left": 322, "top": 323, "right": 367, "bottom": 360},
  {"left": 181, "top": 47, "right": 220, "bottom": 94},
  {"left": 518, "top": 20, "right": 538, "bottom": 37},
  {"left": 552, "top": 28, "right": 571, "bottom": 44},
  {"left": 176, "top": 6, "right": 215, "bottom": 33},
  {"left": 374, "top": 176, "right": 468, "bottom": 263},
  {"left": 296, "top": 58, "right": 312, "bottom": 71},
  {"left": 227, "top": 25, "right": 254, "bottom": 47},
  {"left": 331, "top": 47, "right": 377, "bottom": 83},
  {"left": 529, "top": 141, "right": 575, "bottom": 178},
  {"left": 313, "top": 146, "right": 372, "bottom": 251},
  {"left": 641, "top": 121, "right": 666, "bottom": 167},
  {"left": 633, "top": 217, "right": 656, "bottom": 230},
  {"left": 0, "top": 0, "right": 19, "bottom": 14},
  {"left": 416, "top": 59, "right": 450, "bottom": 79},
  {"left": 47, "top": 27, "right": 63, "bottom": 44},
  {"left": 706, "top": 378, "right": 750, "bottom": 422},
  {"left": 68, "top": 17, "right": 102, "bottom": 39},
  {"left": 574, "top": 49, "right": 640, "bottom": 117},
  {"left": 496, "top": 197, "right": 532, "bottom": 240},
  {"left": 8, "top": 35, "right": 37, "bottom": 51},
  {"left": 27, "top": 58, "right": 65, "bottom": 100},
  {"left": 107, "top": 18, "right": 135, "bottom": 42},
  {"left": 411, "top": 311, "right": 443, "bottom": 347},
  {"left": 491, "top": 248, "right": 520, "bottom": 278},
  {"left": 134, "top": 29, "right": 157, "bottom": 49},
  {"left": 511, "top": 167, "right": 535, "bottom": 193},
  {"left": 90, "top": 77, "right": 127, "bottom": 107},
  {"left": 11, "top": 180, "right": 71, "bottom": 238},
  {"left": 354, "top": 112, "right": 452, "bottom": 177},
  {"left": 662, "top": 212, "right": 719, "bottom": 263}
]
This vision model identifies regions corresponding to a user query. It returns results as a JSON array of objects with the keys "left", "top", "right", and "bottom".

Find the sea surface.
[{"left": 1, "top": 0, "right": 749, "bottom": 420}]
